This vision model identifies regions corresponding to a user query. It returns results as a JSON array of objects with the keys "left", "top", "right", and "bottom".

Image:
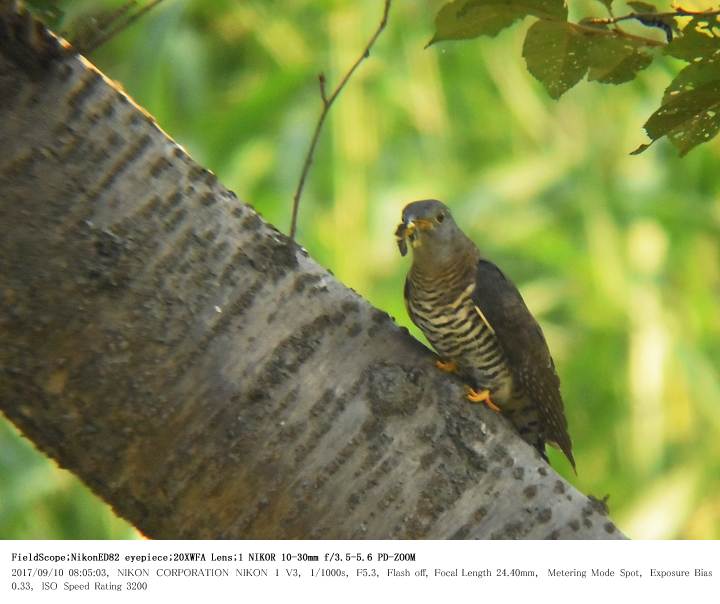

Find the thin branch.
[
  {"left": 289, "top": 0, "right": 391, "bottom": 241},
  {"left": 80, "top": 0, "right": 166, "bottom": 55},
  {"left": 586, "top": 7, "right": 720, "bottom": 27},
  {"left": 574, "top": 21, "right": 666, "bottom": 47}
]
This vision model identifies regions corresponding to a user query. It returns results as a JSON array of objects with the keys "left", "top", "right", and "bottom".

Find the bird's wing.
[{"left": 472, "top": 260, "right": 575, "bottom": 469}]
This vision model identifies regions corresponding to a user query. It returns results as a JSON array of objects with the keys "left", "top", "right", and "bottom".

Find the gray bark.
[{"left": 0, "top": 10, "right": 622, "bottom": 539}]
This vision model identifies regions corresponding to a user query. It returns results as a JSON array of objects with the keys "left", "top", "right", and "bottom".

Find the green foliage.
[
  {"left": 636, "top": 15, "right": 720, "bottom": 156},
  {"left": 25, "top": 0, "right": 64, "bottom": 28},
  {"left": 3, "top": 0, "right": 720, "bottom": 540},
  {"left": 430, "top": 0, "right": 566, "bottom": 44},
  {"left": 587, "top": 33, "right": 654, "bottom": 84},
  {"left": 521, "top": 21, "right": 653, "bottom": 99},
  {"left": 431, "top": 0, "right": 720, "bottom": 156},
  {"left": 522, "top": 21, "right": 588, "bottom": 99}
]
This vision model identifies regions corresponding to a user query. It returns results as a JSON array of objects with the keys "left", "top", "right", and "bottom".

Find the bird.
[{"left": 395, "top": 199, "right": 575, "bottom": 470}]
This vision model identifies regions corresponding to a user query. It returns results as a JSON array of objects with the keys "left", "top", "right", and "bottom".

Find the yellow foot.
[
  {"left": 465, "top": 387, "right": 501, "bottom": 413},
  {"left": 435, "top": 359, "right": 458, "bottom": 373}
]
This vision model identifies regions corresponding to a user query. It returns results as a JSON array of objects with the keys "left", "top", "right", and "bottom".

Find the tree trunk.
[{"left": 0, "top": 8, "right": 622, "bottom": 539}]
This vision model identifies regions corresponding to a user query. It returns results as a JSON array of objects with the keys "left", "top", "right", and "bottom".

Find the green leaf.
[
  {"left": 25, "top": 0, "right": 64, "bottom": 28},
  {"left": 629, "top": 142, "right": 653, "bottom": 155},
  {"left": 665, "top": 15, "right": 720, "bottom": 61},
  {"left": 587, "top": 34, "right": 654, "bottom": 84},
  {"left": 640, "top": 58, "right": 720, "bottom": 155},
  {"left": 663, "top": 56, "right": 720, "bottom": 103},
  {"left": 522, "top": 21, "right": 589, "bottom": 98},
  {"left": 594, "top": 0, "right": 614, "bottom": 12},
  {"left": 429, "top": 0, "right": 568, "bottom": 45},
  {"left": 626, "top": 1, "right": 658, "bottom": 13}
]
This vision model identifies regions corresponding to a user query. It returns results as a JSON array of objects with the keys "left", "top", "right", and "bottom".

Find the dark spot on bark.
[
  {"left": 523, "top": 485, "right": 537, "bottom": 499},
  {"left": 372, "top": 309, "right": 388, "bottom": 323},
  {"left": 415, "top": 471, "right": 462, "bottom": 521},
  {"left": 419, "top": 450, "right": 436, "bottom": 469},
  {"left": 554, "top": 480, "right": 565, "bottom": 494},
  {"left": 491, "top": 521, "right": 525, "bottom": 540},
  {"left": 445, "top": 409, "right": 490, "bottom": 472},
  {"left": 163, "top": 190, "right": 182, "bottom": 213},
  {"left": 450, "top": 525, "right": 470, "bottom": 539},
  {"left": 200, "top": 192, "right": 216, "bottom": 206},
  {"left": 67, "top": 70, "right": 102, "bottom": 121},
  {"left": 361, "top": 417, "right": 381, "bottom": 437},
  {"left": 242, "top": 212, "right": 262, "bottom": 231},
  {"left": 188, "top": 164, "right": 210, "bottom": 182},
  {"left": 604, "top": 522, "right": 615, "bottom": 534},
  {"left": 512, "top": 466, "right": 524, "bottom": 480},
  {"left": 366, "top": 361, "right": 423, "bottom": 417},
  {"left": 164, "top": 208, "right": 187, "bottom": 233},
  {"left": 107, "top": 132, "right": 123, "bottom": 149},
  {"left": 255, "top": 236, "right": 298, "bottom": 281},
  {"left": 204, "top": 171, "right": 218, "bottom": 187},
  {"left": 547, "top": 529, "right": 560, "bottom": 540},
  {"left": 569, "top": 519, "right": 580, "bottom": 531},
  {"left": 85, "top": 229, "right": 129, "bottom": 289},
  {"left": 293, "top": 273, "right": 322, "bottom": 293},
  {"left": 583, "top": 518, "right": 592, "bottom": 528},
  {"left": 474, "top": 507, "right": 488, "bottom": 521},
  {"left": 347, "top": 323, "right": 362, "bottom": 337},
  {"left": 490, "top": 443, "right": 508, "bottom": 462},
  {"left": 367, "top": 309, "right": 392, "bottom": 336},
  {"left": 341, "top": 300, "right": 360, "bottom": 314},
  {"left": 416, "top": 424, "right": 437, "bottom": 442},
  {"left": 95, "top": 230, "right": 123, "bottom": 261},
  {"left": 587, "top": 494, "right": 610, "bottom": 515},
  {"left": 538, "top": 466, "right": 548, "bottom": 476},
  {"left": 149, "top": 156, "right": 172, "bottom": 178},
  {"left": 537, "top": 508, "right": 552, "bottom": 524},
  {"left": 347, "top": 493, "right": 360, "bottom": 511},
  {"left": 259, "top": 314, "right": 335, "bottom": 386}
]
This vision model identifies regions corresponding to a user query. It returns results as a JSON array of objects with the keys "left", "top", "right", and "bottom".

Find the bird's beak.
[{"left": 395, "top": 218, "right": 433, "bottom": 256}]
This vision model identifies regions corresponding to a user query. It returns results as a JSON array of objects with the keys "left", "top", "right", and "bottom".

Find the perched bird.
[{"left": 396, "top": 199, "right": 575, "bottom": 470}]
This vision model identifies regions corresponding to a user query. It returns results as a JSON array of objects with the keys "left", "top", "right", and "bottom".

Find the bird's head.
[{"left": 395, "top": 199, "right": 465, "bottom": 262}]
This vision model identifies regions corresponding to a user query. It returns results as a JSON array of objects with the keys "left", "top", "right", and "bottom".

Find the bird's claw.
[
  {"left": 435, "top": 359, "right": 457, "bottom": 373},
  {"left": 465, "top": 387, "right": 501, "bottom": 413}
]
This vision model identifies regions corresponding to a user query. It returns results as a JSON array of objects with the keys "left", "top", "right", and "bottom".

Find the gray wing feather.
[{"left": 472, "top": 260, "right": 575, "bottom": 469}]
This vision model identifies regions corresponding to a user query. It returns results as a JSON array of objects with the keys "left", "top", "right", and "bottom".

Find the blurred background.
[{"left": 2, "top": 0, "right": 719, "bottom": 539}]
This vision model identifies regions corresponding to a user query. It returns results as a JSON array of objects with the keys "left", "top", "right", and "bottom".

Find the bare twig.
[
  {"left": 289, "top": 0, "right": 391, "bottom": 241},
  {"left": 586, "top": 7, "right": 720, "bottom": 27},
  {"left": 573, "top": 21, "right": 666, "bottom": 46},
  {"left": 80, "top": 0, "right": 166, "bottom": 55}
]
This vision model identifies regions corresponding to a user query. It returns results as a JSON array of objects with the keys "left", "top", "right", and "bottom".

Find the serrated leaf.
[
  {"left": 641, "top": 59, "right": 720, "bottom": 155},
  {"left": 522, "top": 20, "right": 589, "bottom": 98},
  {"left": 430, "top": 0, "right": 568, "bottom": 45},
  {"left": 665, "top": 15, "right": 720, "bottom": 61},
  {"left": 587, "top": 34, "right": 654, "bottom": 84}
]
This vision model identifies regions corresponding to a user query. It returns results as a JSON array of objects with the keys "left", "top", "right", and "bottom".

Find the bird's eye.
[{"left": 436, "top": 213, "right": 445, "bottom": 223}]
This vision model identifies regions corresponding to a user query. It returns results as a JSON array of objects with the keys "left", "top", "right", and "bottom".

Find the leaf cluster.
[{"left": 430, "top": 0, "right": 720, "bottom": 156}]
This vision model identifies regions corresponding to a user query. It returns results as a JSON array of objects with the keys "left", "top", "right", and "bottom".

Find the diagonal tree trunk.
[{"left": 0, "top": 7, "right": 622, "bottom": 539}]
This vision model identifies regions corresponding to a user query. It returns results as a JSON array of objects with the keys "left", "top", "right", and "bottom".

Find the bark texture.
[{"left": 0, "top": 13, "right": 623, "bottom": 539}]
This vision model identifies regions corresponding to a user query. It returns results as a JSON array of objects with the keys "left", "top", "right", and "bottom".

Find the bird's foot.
[
  {"left": 465, "top": 387, "right": 501, "bottom": 413},
  {"left": 435, "top": 359, "right": 458, "bottom": 373}
]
